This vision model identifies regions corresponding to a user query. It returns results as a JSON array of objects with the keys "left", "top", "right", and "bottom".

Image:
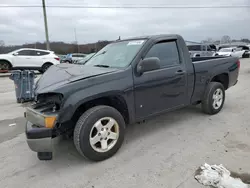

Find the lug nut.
[
  {"left": 98, "top": 133, "right": 101, "bottom": 136},
  {"left": 101, "top": 128, "right": 104, "bottom": 131},
  {"left": 105, "top": 137, "right": 107, "bottom": 140},
  {"left": 108, "top": 132, "right": 110, "bottom": 135},
  {"left": 100, "top": 138, "right": 103, "bottom": 140}
]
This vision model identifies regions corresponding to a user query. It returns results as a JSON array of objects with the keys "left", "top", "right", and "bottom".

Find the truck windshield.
[{"left": 84, "top": 40, "right": 146, "bottom": 68}]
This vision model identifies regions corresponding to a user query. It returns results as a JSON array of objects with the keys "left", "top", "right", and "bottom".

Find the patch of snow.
[{"left": 195, "top": 163, "right": 249, "bottom": 188}]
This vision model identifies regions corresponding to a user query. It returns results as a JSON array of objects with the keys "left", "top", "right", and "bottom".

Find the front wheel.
[
  {"left": 74, "top": 105, "right": 125, "bottom": 161},
  {"left": 201, "top": 82, "right": 225, "bottom": 115},
  {"left": 0, "top": 60, "right": 11, "bottom": 72}
]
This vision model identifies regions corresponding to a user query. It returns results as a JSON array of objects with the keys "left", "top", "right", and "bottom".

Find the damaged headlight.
[{"left": 33, "top": 93, "right": 64, "bottom": 113}]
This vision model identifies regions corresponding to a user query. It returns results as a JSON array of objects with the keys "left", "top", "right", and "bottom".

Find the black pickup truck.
[{"left": 25, "top": 34, "right": 240, "bottom": 161}]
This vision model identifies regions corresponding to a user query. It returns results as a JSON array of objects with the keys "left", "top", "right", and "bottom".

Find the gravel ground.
[{"left": 0, "top": 59, "right": 250, "bottom": 188}]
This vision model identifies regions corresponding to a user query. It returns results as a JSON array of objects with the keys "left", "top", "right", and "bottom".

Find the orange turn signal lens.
[{"left": 44, "top": 116, "right": 56, "bottom": 128}]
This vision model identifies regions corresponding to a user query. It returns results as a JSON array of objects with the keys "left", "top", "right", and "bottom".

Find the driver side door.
[{"left": 133, "top": 40, "right": 188, "bottom": 119}]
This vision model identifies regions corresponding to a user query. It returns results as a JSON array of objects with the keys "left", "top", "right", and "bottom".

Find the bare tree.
[
  {"left": 220, "top": 35, "right": 231, "bottom": 44},
  {"left": 0, "top": 40, "right": 5, "bottom": 53}
]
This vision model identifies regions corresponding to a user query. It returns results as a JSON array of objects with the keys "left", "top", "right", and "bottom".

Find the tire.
[
  {"left": 0, "top": 60, "right": 11, "bottom": 71},
  {"left": 201, "top": 82, "right": 225, "bottom": 115},
  {"left": 40, "top": 63, "right": 52, "bottom": 73},
  {"left": 242, "top": 53, "right": 249, "bottom": 58},
  {"left": 74, "top": 105, "right": 125, "bottom": 161}
]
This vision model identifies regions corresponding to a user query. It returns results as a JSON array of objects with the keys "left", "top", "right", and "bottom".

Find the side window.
[
  {"left": 201, "top": 45, "right": 206, "bottom": 51},
  {"left": 17, "top": 50, "right": 32, "bottom": 56},
  {"left": 35, "top": 51, "right": 49, "bottom": 56},
  {"left": 29, "top": 50, "right": 38, "bottom": 56},
  {"left": 145, "top": 41, "right": 180, "bottom": 68},
  {"left": 187, "top": 45, "right": 201, "bottom": 51},
  {"left": 207, "top": 45, "right": 212, "bottom": 51}
]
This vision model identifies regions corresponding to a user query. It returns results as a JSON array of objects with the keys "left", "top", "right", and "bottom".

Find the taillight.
[
  {"left": 54, "top": 57, "right": 60, "bottom": 61},
  {"left": 236, "top": 60, "right": 240, "bottom": 69}
]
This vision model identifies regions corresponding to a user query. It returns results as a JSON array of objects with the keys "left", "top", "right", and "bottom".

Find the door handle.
[{"left": 175, "top": 70, "right": 185, "bottom": 75}]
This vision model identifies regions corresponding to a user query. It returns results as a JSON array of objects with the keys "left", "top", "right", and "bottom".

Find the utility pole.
[
  {"left": 42, "top": 0, "right": 50, "bottom": 50},
  {"left": 74, "top": 28, "right": 79, "bottom": 53}
]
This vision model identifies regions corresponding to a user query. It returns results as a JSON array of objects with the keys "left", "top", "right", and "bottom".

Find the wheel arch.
[
  {"left": 210, "top": 73, "right": 229, "bottom": 90},
  {"left": 42, "top": 62, "right": 53, "bottom": 66},
  {"left": 63, "top": 93, "right": 130, "bottom": 128},
  {"left": 0, "top": 59, "right": 13, "bottom": 68}
]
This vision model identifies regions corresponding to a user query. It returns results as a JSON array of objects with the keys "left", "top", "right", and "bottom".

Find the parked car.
[
  {"left": 61, "top": 53, "right": 87, "bottom": 64},
  {"left": 187, "top": 44, "right": 216, "bottom": 57},
  {"left": 0, "top": 48, "right": 60, "bottom": 73},
  {"left": 218, "top": 45, "right": 250, "bottom": 58},
  {"left": 74, "top": 53, "right": 96, "bottom": 64},
  {"left": 57, "top": 54, "right": 66, "bottom": 61},
  {"left": 214, "top": 47, "right": 247, "bottom": 58},
  {"left": 24, "top": 34, "right": 239, "bottom": 162}
]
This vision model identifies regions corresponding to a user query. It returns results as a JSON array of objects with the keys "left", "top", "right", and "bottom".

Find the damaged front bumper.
[{"left": 25, "top": 107, "right": 60, "bottom": 153}]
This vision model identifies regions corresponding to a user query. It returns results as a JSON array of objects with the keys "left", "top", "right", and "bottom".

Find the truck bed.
[{"left": 190, "top": 56, "right": 239, "bottom": 103}]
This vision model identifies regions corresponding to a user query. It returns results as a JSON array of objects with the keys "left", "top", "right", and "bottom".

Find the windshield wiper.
[
  {"left": 94, "top": 64, "right": 110, "bottom": 68},
  {"left": 92, "top": 51, "right": 106, "bottom": 59}
]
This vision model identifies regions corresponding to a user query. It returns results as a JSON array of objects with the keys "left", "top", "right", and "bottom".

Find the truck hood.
[{"left": 35, "top": 63, "right": 118, "bottom": 93}]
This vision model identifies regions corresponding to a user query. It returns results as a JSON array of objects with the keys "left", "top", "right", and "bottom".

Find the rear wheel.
[
  {"left": 74, "top": 105, "right": 125, "bottom": 161},
  {"left": 242, "top": 52, "right": 249, "bottom": 58},
  {"left": 201, "top": 82, "right": 225, "bottom": 115},
  {"left": 39, "top": 63, "right": 52, "bottom": 73}
]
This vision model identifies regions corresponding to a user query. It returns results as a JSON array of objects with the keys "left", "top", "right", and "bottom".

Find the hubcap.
[
  {"left": 212, "top": 88, "right": 223, "bottom": 109},
  {"left": 89, "top": 117, "right": 119, "bottom": 153}
]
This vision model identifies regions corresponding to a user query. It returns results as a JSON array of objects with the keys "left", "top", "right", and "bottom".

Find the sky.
[{"left": 0, "top": 0, "right": 250, "bottom": 45}]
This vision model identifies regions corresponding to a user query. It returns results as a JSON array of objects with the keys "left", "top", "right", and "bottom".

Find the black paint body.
[{"left": 33, "top": 34, "right": 239, "bottom": 133}]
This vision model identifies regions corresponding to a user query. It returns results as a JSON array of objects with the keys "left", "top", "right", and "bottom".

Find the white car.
[
  {"left": 214, "top": 47, "right": 246, "bottom": 58},
  {"left": 0, "top": 48, "right": 60, "bottom": 73}
]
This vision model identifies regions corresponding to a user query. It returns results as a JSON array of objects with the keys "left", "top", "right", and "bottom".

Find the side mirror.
[
  {"left": 13, "top": 52, "right": 18, "bottom": 56},
  {"left": 137, "top": 57, "right": 161, "bottom": 75}
]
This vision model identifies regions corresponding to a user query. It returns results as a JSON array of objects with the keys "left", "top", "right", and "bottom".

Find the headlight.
[
  {"left": 25, "top": 107, "right": 57, "bottom": 128},
  {"left": 33, "top": 93, "right": 63, "bottom": 113}
]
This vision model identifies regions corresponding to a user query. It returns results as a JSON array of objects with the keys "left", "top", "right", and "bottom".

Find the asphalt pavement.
[{"left": 0, "top": 59, "right": 250, "bottom": 188}]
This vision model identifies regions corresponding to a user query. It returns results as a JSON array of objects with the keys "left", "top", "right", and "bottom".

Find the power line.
[{"left": 0, "top": 5, "right": 249, "bottom": 9}]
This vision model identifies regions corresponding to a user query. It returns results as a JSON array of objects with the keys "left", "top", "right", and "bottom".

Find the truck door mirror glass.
[
  {"left": 13, "top": 52, "right": 18, "bottom": 56},
  {"left": 137, "top": 57, "right": 161, "bottom": 75}
]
